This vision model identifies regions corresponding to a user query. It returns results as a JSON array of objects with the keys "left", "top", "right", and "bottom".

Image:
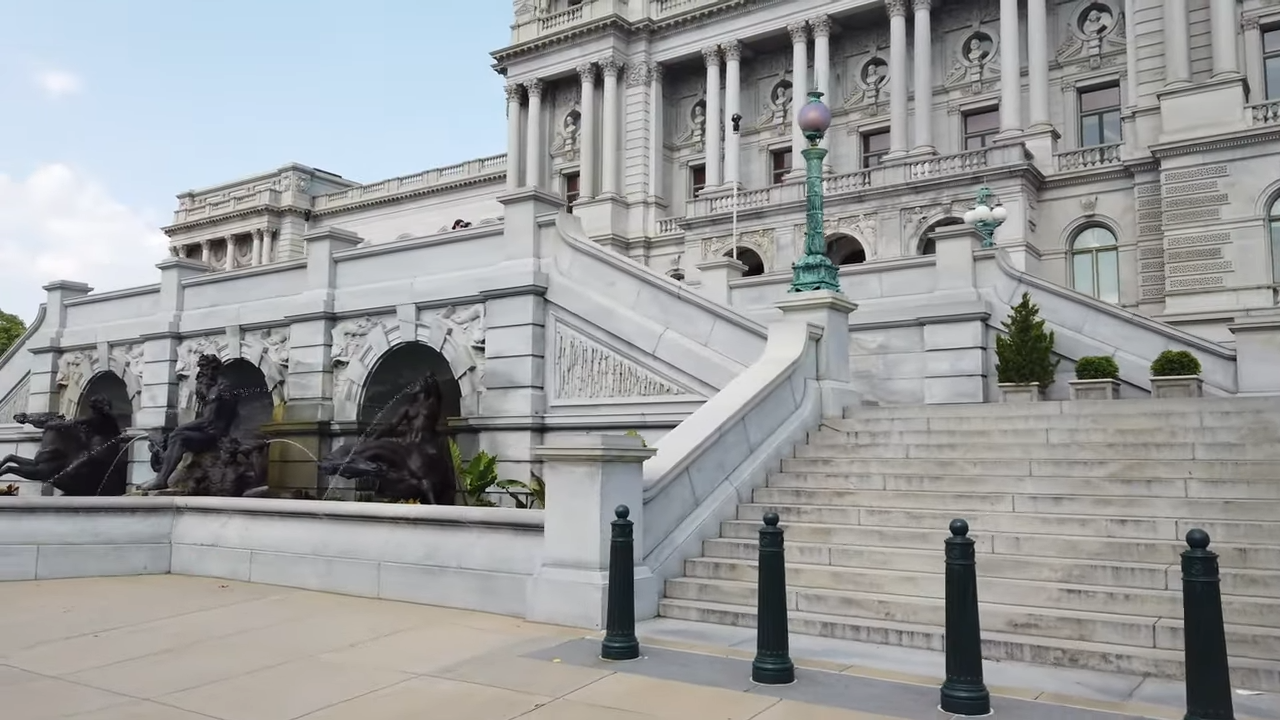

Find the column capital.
[
  {"left": 787, "top": 20, "right": 809, "bottom": 44},
  {"left": 600, "top": 56, "right": 623, "bottom": 78},
  {"left": 650, "top": 61, "right": 664, "bottom": 83},
  {"left": 701, "top": 45, "right": 721, "bottom": 66},
  {"left": 912, "top": 0, "right": 931, "bottom": 11},
  {"left": 524, "top": 79, "right": 544, "bottom": 98},
  {"left": 886, "top": 0, "right": 908, "bottom": 18},
  {"left": 809, "top": 15, "right": 832, "bottom": 38},
  {"left": 1243, "top": 15, "right": 1261, "bottom": 31},
  {"left": 505, "top": 82, "right": 524, "bottom": 102},
  {"left": 577, "top": 62, "right": 597, "bottom": 82},
  {"left": 224, "top": 234, "right": 235, "bottom": 241},
  {"left": 721, "top": 40, "right": 742, "bottom": 61}
]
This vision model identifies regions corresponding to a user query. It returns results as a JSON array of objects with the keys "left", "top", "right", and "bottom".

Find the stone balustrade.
[
  {"left": 172, "top": 189, "right": 280, "bottom": 224},
  {"left": 312, "top": 154, "right": 507, "bottom": 213},
  {"left": 1250, "top": 100, "right": 1280, "bottom": 126},
  {"left": 1055, "top": 143, "right": 1123, "bottom": 172},
  {"left": 907, "top": 147, "right": 991, "bottom": 180},
  {"left": 656, "top": 217, "right": 685, "bottom": 235}
]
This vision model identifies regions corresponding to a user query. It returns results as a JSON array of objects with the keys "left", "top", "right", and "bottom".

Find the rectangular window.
[
  {"left": 1079, "top": 84, "right": 1122, "bottom": 146},
  {"left": 861, "top": 130, "right": 891, "bottom": 168},
  {"left": 689, "top": 164, "right": 707, "bottom": 198},
  {"left": 1267, "top": 28, "right": 1280, "bottom": 99},
  {"left": 962, "top": 108, "right": 1000, "bottom": 150},
  {"left": 771, "top": 148, "right": 793, "bottom": 185},
  {"left": 563, "top": 172, "right": 580, "bottom": 211}
]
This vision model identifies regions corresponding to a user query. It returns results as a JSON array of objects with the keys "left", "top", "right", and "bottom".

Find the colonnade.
[
  {"left": 1162, "top": 0, "right": 1239, "bottom": 85},
  {"left": 173, "top": 229, "right": 276, "bottom": 270}
]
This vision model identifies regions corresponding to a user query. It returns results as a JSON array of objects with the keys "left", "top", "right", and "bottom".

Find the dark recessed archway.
[
  {"left": 359, "top": 342, "right": 462, "bottom": 426},
  {"left": 78, "top": 371, "right": 132, "bottom": 429},
  {"left": 826, "top": 234, "right": 867, "bottom": 266},
  {"left": 221, "top": 359, "right": 274, "bottom": 435},
  {"left": 723, "top": 247, "right": 765, "bottom": 277},
  {"left": 920, "top": 217, "right": 965, "bottom": 255}
]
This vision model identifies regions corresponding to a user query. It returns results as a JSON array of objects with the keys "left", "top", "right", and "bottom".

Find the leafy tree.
[
  {"left": 0, "top": 311, "right": 26, "bottom": 357},
  {"left": 995, "top": 292, "right": 1059, "bottom": 387}
]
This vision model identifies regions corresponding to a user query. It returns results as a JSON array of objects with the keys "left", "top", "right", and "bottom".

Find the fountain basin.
[{"left": 0, "top": 497, "right": 543, "bottom": 617}]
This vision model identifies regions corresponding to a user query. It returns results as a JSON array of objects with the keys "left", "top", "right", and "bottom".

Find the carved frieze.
[
  {"left": 1056, "top": 1, "right": 1125, "bottom": 72},
  {"left": 792, "top": 215, "right": 880, "bottom": 259},
  {"left": 176, "top": 336, "right": 226, "bottom": 412},
  {"left": 552, "top": 321, "right": 690, "bottom": 400},
  {"left": 56, "top": 348, "right": 99, "bottom": 417}
]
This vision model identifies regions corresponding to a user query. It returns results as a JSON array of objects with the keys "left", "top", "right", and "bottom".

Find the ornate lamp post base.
[{"left": 788, "top": 94, "right": 841, "bottom": 294}]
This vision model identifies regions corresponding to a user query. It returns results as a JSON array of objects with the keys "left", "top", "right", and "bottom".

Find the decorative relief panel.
[
  {"left": 1136, "top": 195, "right": 1162, "bottom": 210},
  {"left": 1137, "top": 209, "right": 1163, "bottom": 223},
  {"left": 702, "top": 228, "right": 777, "bottom": 270},
  {"left": 1167, "top": 260, "right": 1233, "bottom": 276},
  {"left": 241, "top": 329, "right": 290, "bottom": 406},
  {"left": 176, "top": 336, "right": 228, "bottom": 412},
  {"left": 1167, "top": 247, "right": 1225, "bottom": 263},
  {"left": 1164, "top": 208, "right": 1222, "bottom": 225},
  {"left": 1164, "top": 180, "right": 1220, "bottom": 197},
  {"left": 1136, "top": 184, "right": 1162, "bottom": 197},
  {"left": 1164, "top": 193, "right": 1229, "bottom": 210},
  {"left": 1055, "top": 0, "right": 1125, "bottom": 71},
  {"left": 0, "top": 375, "right": 29, "bottom": 423},
  {"left": 1169, "top": 275, "right": 1226, "bottom": 291},
  {"left": 1163, "top": 165, "right": 1229, "bottom": 184},
  {"left": 1138, "top": 245, "right": 1165, "bottom": 260},
  {"left": 109, "top": 343, "right": 145, "bottom": 412},
  {"left": 1166, "top": 232, "right": 1231, "bottom": 248},
  {"left": 551, "top": 319, "right": 696, "bottom": 400}
]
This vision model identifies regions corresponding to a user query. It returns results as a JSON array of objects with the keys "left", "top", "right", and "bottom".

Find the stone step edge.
[
  {"left": 768, "top": 471, "right": 1278, "bottom": 483},
  {"left": 749, "top": 490, "right": 1280, "bottom": 516},
  {"left": 719, "top": 519, "right": 1280, "bottom": 554},
  {"left": 680, "top": 558, "right": 1280, "bottom": 616},
  {"left": 655, "top": 597, "right": 1280, "bottom": 690}
]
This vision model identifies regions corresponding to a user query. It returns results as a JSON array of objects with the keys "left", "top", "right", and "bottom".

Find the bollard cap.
[
  {"left": 1186, "top": 528, "right": 1210, "bottom": 550},
  {"left": 949, "top": 519, "right": 969, "bottom": 537},
  {"left": 615, "top": 505, "right": 630, "bottom": 520},
  {"left": 763, "top": 512, "right": 780, "bottom": 527}
]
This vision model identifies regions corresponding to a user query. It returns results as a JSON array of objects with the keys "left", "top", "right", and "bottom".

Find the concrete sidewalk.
[{"left": 0, "top": 576, "right": 1270, "bottom": 720}]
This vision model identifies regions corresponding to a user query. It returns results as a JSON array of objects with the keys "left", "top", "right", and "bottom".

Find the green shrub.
[
  {"left": 1074, "top": 356, "right": 1119, "bottom": 381},
  {"left": 449, "top": 439, "right": 544, "bottom": 509},
  {"left": 1150, "top": 350, "right": 1201, "bottom": 377},
  {"left": 995, "top": 292, "right": 1059, "bottom": 387}
]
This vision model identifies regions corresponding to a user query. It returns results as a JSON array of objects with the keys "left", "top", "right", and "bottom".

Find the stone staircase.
[{"left": 658, "top": 397, "right": 1280, "bottom": 691}]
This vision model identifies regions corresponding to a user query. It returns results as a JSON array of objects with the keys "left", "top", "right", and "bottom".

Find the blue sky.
[{"left": 0, "top": 0, "right": 513, "bottom": 321}]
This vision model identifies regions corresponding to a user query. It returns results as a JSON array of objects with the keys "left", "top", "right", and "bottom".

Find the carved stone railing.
[
  {"left": 313, "top": 154, "right": 507, "bottom": 213},
  {"left": 824, "top": 170, "right": 871, "bottom": 195},
  {"left": 688, "top": 187, "right": 776, "bottom": 216},
  {"left": 652, "top": 0, "right": 732, "bottom": 17},
  {"left": 1250, "top": 100, "right": 1280, "bottom": 126},
  {"left": 656, "top": 217, "right": 686, "bottom": 235},
  {"left": 1055, "top": 143, "right": 1123, "bottom": 172},
  {"left": 908, "top": 147, "right": 989, "bottom": 180},
  {"left": 173, "top": 189, "right": 280, "bottom": 224}
]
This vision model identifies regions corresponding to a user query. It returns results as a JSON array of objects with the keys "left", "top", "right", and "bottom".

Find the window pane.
[
  {"left": 964, "top": 135, "right": 985, "bottom": 150},
  {"left": 965, "top": 110, "right": 999, "bottom": 133},
  {"left": 1102, "top": 111, "right": 1122, "bottom": 143},
  {"left": 864, "top": 131, "right": 891, "bottom": 153},
  {"left": 1080, "top": 115, "right": 1101, "bottom": 146},
  {"left": 1265, "top": 28, "right": 1280, "bottom": 54},
  {"left": 1080, "top": 86, "right": 1121, "bottom": 112},
  {"left": 1074, "top": 227, "right": 1117, "bottom": 249},
  {"left": 1267, "top": 56, "right": 1280, "bottom": 99},
  {"left": 1073, "top": 253, "right": 1096, "bottom": 297},
  {"left": 1271, "top": 198, "right": 1280, "bottom": 218},
  {"left": 1273, "top": 220, "right": 1280, "bottom": 282},
  {"left": 1096, "top": 249, "right": 1119, "bottom": 303},
  {"left": 773, "top": 151, "right": 792, "bottom": 170}
]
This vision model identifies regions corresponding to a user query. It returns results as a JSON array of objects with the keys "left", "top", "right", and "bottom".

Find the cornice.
[
  {"left": 1149, "top": 125, "right": 1280, "bottom": 159},
  {"left": 310, "top": 172, "right": 507, "bottom": 217},
  {"left": 162, "top": 206, "right": 303, "bottom": 236},
  {"left": 1042, "top": 165, "right": 1133, "bottom": 189}
]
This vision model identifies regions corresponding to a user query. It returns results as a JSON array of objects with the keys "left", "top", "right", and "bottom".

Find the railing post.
[
  {"left": 1182, "top": 529, "right": 1235, "bottom": 720},
  {"left": 940, "top": 519, "right": 991, "bottom": 716},
  {"left": 601, "top": 504, "right": 640, "bottom": 661},
  {"left": 751, "top": 512, "right": 795, "bottom": 685}
]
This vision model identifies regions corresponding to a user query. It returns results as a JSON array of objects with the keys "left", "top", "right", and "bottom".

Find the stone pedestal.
[
  {"left": 1069, "top": 379, "right": 1122, "bottom": 400},
  {"left": 1150, "top": 375, "right": 1204, "bottom": 399},
  {"left": 775, "top": 290, "right": 859, "bottom": 415},
  {"left": 999, "top": 383, "right": 1045, "bottom": 402},
  {"left": 527, "top": 434, "right": 657, "bottom": 629},
  {"left": 1020, "top": 126, "right": 1060, "bottom": 175},
  {"left": 1228, "top": 314, "right": 1280, "bottom": 395},
  {"left": 1157, "top": 75, "right": 1248, "bottom": 143},
  {"left": 572, "top": 195, "right": 629, "bottom": 254},
  {"left": 695, "top": 257, "right": 747, "bottom": 305},
  {"left": 925, "top": 226, "right": 989, "bottom": 404}
]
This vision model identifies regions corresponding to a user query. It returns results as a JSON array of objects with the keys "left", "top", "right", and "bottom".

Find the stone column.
[
  {"left": 601, "top": 57, "right": 622, "bottom": 196},
  {"left": 811, "top": 17, "right": 833, "bottom": 160},
  {"left": 251, "top": 229, "right": 263, "bottom": 266},
  {"left": 722, "top": 41, "right": 742, "bottom": 188},
  {"left": 200, "top": 239, "right": 210, "bottom": 264},
  {"left": 223, "top": 235, "right": 235, "bottom": 271},
  {"left": 649, "top": 62, "right": 665, "bottom": 201},
  {"left": 1244, "top": 17, "right": 1265, "bottom": 100},
  {"left": 506, "top": 82, "right": 524, "bottom": 192},
  {"left": 886, "top": 4, "right": 909, "bottom": 157},
  {"left": 788, "top": 22, "right": 811, "bottom": 164},
  {"left": 1163, "top": 0, "right": 1191, "bottom": 87},
  {"left": 578, "top": 62, "right": 598, "bottom": 199},
  {"left": 525, "top": 79, "right": 544, "bottom": 188},
  {"left": 998, "top": 0, "right": 1022, "bottom": 136},
  {"left": 1125, "top": 0, "right": 1140, "bottom": 107},
  {"left": 1027, "top": 0, "right": 1050, "bottom": 129},
  {"left": 702, "top": 46, "right": 723, "bottom": 188},
  {"left": 527, "top": 434, "right": 658, "bottom": 629},
  {"left": 911, "top": 0, "right": 934, "bottom": 153},
  {"left": 263, "top": 228, "right": 275, "bottom": 264},
  {"left": 1211, "top": 0, "right": 1239, "bottom": 77}
]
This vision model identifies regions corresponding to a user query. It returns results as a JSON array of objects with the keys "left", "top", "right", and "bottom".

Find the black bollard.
[
  {"left": 940, "top": 519, "right": 991, "bottom": 716},
  {"left": 752, "top": 512, "right": 795, "bottom": 684},
  {"left": 1182, "top": 529, "right": 1235, "bottom": 720},
  {"left": 601, "top": 505, "right": 640, "bottom": 661}
]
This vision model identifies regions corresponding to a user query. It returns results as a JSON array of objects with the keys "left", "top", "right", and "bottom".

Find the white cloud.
[
  {"left": 33, "top": 69, "right": 83, "bottom": 99},
  {"left": 0, "top": 164, "right": 168, "bottom": 321}
]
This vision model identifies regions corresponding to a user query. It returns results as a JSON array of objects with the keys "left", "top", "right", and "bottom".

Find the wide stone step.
[
  {"left": 717, "top": 520, "right": 1280, "bottom": 570},
  {"left": 842, "top": 397, "right": 1280, "bottom": 419},
  {"left": 700, "top": 538, "right": 1280, "bottom": 598},
  {"left": 679, "top": 558, "right": 1280, "bottom": 627},
  {"left": 780, "top": 456, "right": 1280, "bottom": 480},
  {"left": 655, "top": 597, "right": 1280, "bottom": 691},
  {"left": 766, "top": 472, "right": 1280, "bottom": 500},
  {"left": 751, "top": 487, "right": 1280, "bottom": 522},
  {"left": 794, "top": 441, "right": 1280, "bottom": 462},
  {"left": 825, "top": 410, "right": 1280, "bottom": 432},
  {"left": 809, "top": 426, "right": 1269, "bottom": 446}
]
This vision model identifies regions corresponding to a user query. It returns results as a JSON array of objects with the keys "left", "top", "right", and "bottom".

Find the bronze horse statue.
[{"left": 0, "top": 395, "right": 129, "bottom": 496}]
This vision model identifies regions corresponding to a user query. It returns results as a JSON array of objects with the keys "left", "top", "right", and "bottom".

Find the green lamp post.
[
  {"left": 962, "top": 185, "right": 1008, "bottom": 249},
  {"left": 787, "top": 91, "right": 841, "bottom": 294}
]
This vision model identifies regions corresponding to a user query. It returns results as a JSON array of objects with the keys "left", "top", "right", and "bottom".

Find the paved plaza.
[{"left": 0, "top": 575, "right": 1275, "bottom": 720}]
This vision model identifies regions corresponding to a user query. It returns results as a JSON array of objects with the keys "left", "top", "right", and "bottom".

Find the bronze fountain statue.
[
  {"left": 319, "top": 373, "right": 457, "bottom": 504},
  {"left": 0, "top": 395, "right": 129, "bottom": 496}
]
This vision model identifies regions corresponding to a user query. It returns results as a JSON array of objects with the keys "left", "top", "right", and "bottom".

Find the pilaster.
[
  {"left": 1228, "top": 313, "right": 1280, "bottom": 395},
  {"left": 923, "top": 225, "right": 989, "bottom": 404},
  {"left": 25, "top": 280, "right": 92, "bottom": 414}
]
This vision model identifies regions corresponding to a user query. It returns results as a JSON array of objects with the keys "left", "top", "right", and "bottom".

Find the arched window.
[
  {"left": 724, "top": 247, "right": 765, "bottom": 277},
  {"left": 826, "top": 234, "right": 867, "bottom": 265},
  {"left": 1270, "top": 197, "right": 1280, "bottom": 283},
  {"left": 919, "top": 217, "right": 965, "bottom": 255},
  {"left": 1071, "top": 226, "right": 1120, "bottom": 303}
]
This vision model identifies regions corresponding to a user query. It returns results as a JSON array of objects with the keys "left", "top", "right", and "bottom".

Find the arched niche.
[
  {"left": 826, "top": 233, "right": 867, "bottom": 266},
  {"left": 78, "top": 371, "right": 132, "bottom": 430},
  {"left": 221, "top": 359, "right": 275, "bottom": 435},
  {"left": 918, "top": 217, "right": 965, "bottom": 255},
  {"left": 358, "top": 342, "right": 462, "bottom": 427},
  {"left": 723, "top": 247, "right": 765, "bottom": 277}
]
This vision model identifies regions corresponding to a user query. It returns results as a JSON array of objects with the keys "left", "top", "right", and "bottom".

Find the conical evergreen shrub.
[{"left": 995, "top": 291, "right": 1059, "bottom": 387}]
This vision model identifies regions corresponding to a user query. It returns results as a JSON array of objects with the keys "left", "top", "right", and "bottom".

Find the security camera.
[{"left": 731, "top": 113, "right": 743, "bottom": 133}]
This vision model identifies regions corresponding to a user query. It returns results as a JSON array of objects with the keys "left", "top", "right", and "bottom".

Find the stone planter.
[
  {"left": 1068, "top": 378, "right": 1122, "bottom": 400},
  {"left": 998, "top": 383, "right": 1044, "bottom": 402},
  {"left": 1150, "top": 375, "right": 1204, "bottom": 399}
]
